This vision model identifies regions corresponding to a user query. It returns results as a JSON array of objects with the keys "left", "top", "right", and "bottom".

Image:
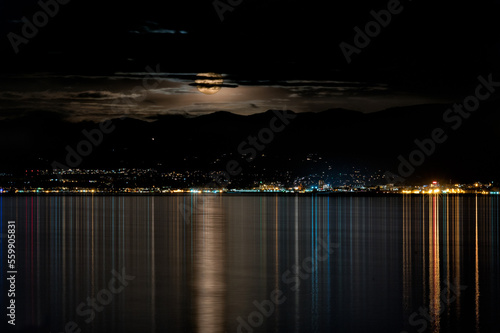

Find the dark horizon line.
[{"left": 0, "top": 102, "right": 460, "bottom": 124}]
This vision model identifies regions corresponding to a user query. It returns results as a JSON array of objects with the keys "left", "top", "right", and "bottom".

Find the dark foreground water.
[{"left": 1, "top": 194, "right": 499, "bottom": 333}]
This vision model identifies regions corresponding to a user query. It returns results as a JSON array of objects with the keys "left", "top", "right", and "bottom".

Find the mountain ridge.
[{"left": 1, "top": 101, "right": 499, "bottom": 183}]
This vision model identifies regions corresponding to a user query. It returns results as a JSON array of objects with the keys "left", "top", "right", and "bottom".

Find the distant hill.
[{"left": 1, "top": 100, "right": 499, "bottom": 184}]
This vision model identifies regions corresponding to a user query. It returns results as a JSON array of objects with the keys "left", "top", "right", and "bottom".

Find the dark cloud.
[
  {"left": 128, "top": 21, "right": 189, "bottom": 35},
  {"left": 73, "top": 91, "right": 125, "bottom": 99},
  {"left": 0, "top": 108, "right": 69, "bottom": 121}
]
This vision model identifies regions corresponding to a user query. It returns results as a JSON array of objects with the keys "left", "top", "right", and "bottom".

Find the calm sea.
[{"left": 1, "top": 194, "right": 499, "bottom": 333}]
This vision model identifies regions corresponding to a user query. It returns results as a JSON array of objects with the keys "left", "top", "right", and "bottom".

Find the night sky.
[{"left": 1, "top": 0, "right": 499, "bottom": 121}]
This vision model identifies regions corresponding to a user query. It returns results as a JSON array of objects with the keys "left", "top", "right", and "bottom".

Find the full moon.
[{"left": 195, "top": 73, "right": 223, "bottom": 95}]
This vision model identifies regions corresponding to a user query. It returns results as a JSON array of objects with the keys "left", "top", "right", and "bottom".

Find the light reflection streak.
[
  {"left": 275, "top": 195, "right": 279, "bottom": 330},
  {"left": 151, "top": 197, "right": 156, "bottom": 332},
  {"left": 91, "top": 194, "right": 95, "bottom": 295},
  {"left": 422, "top": 194, "right": 427, "bottom": 307},
  {"left": 294, "top": 195, "right": 300, "bottom": 332},
  {"left": 195, "top": 196, "right": 226, "bottom": 333},
  {"left": 428, "top": 194, "right": 441, "bottom": 333},
  {"left": 475, "top": 195, "right": 480, "bottom": 332},
  {"left": 445, "top": 195, "right": 450, "bottom": 313},
  {"left": 402, "top": 193, "right": 412, "bottom": 312},
  {"left": 454, "top": 194, "right": 461, "bottom": 316}
]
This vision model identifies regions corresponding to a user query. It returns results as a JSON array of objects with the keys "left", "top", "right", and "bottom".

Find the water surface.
[{"left": 1, "top": 194, "right": 499, "bottom": 333}]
